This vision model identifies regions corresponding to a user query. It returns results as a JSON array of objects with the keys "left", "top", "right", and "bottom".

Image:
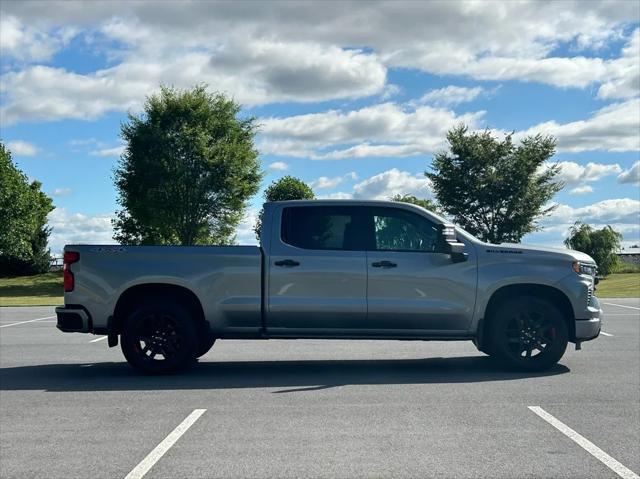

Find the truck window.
[
  {"left": 281, "top": 206, "right": 366, "bottom": 251},
  {"left": 372, "top": 208, "right": 438, "bottom": 252}
]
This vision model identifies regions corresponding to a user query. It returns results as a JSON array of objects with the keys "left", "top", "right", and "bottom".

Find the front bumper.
[
  {"left": 55, "top": 306, "right": 90, "bottom": 333},
  {"left": 574, "top": 295, "right": 602, "bottom": 341}
]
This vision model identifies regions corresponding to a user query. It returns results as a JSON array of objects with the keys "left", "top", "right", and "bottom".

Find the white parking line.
[
  {"left": 601, "top": 332, "right": 614, "bottom": 337},
  {"left": 90, "top": 336, "right": 108, "bottom": 343},
  {"left": 528, "top": 406, "right": 639, "bottom": 479},
  {"left": 124, "top": 409, "right": 206, "bottom": 479},
  {"left": 602, "top": 302, "right": 640, "bottom": 311},
  {"left": 0, "top": 316, "right": 55, "bottom": 328}
]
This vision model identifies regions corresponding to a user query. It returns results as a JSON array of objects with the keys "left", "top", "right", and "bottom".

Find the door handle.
[
  {"left": 274, "top": 259, "right": 300, "bottom": 267},
  {"left": 372, "top": 260, "right": 397, "bottom": 268}
]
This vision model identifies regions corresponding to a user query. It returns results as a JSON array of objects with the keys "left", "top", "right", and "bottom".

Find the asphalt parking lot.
[{"left": 1, "top": 300, "right": 638, "bottom": 479}]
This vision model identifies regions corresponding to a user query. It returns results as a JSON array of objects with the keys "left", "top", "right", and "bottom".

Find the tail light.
[{"left": 63, "top": 251, "right": 80, "bottom": 292}]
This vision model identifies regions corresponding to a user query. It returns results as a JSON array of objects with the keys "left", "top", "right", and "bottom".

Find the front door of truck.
[
  {"left": 267, "top": 205, "right": 368, "bottom": 334},
  {"left": 365, "top": 207, "right": 476, "bottom": 334}
]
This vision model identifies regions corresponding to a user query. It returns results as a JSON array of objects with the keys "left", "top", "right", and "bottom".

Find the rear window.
[{"left": 281, "top": 206, "right": 364, "bottom": 251}]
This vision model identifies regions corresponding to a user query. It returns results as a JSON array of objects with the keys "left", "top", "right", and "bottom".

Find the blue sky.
[{"left": 1, "top": 1, "right": 638, "bottom": 253}]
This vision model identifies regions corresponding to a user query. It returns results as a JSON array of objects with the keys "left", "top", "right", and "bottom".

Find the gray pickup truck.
[{"left": 56, "top": 200, "right": 602, "bottom": 374}]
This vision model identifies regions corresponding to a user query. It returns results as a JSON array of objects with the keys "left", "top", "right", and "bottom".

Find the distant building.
[{"left": 618, "top": 248, "right": 640, "bottom": 266}]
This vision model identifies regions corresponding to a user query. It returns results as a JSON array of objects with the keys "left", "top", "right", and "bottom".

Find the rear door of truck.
[{"left": 265, "top": 204, "right": 368, "bottom": 334}]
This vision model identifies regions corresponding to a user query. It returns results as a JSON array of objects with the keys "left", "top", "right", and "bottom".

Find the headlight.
[{"left": 572, "top": 261, "right": 597, "bottom": 276}]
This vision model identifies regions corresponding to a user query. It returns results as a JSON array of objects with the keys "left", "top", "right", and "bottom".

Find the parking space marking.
[
  {"left": 90, "top": 336, "right": 108, "bottom": 343},
  {"left": 124, "top": 409, "right": 206, "bottom": 479},
  {"left": 528, "top": 406, "right": 639, "bottom": 479},
  {"left": 602, "top": 302, "right": 640, "bottom": 311},
  {"left": 601, "top": 332, "right": 614, "bottom": 337},
  {"left": 0, "top": 316, "right": 55, "bottom": 328}
]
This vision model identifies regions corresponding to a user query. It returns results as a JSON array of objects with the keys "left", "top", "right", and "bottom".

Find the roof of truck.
[{"left": 265, "top": 199, "right": 450, "bottom": 225}]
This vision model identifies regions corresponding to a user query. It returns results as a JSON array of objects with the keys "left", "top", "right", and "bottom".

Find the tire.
[
  {"left": 487, "top": 296, "right": 568, "bottom": 371},
  {"left": 121, "top": 299, "right": 198, "bottom": 374},
  {"left": 196, "top": 333, "right": 216, "bottom": 358}
]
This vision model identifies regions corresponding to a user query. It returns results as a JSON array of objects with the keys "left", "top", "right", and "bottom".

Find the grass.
[
  {"left": 596, "top": 273, "right": 640, "bottom": 298},
  {"left": 0, "top": 272, "right": 63, "bottom": 306},
  {"left": 613, "top": 262, "right": 640, "bottom": 274},
  {"left": 0, "top": 271, "right": 638, "bottom": 307}
]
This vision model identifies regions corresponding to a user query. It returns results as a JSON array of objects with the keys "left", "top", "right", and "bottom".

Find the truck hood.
[{"left": 488, "top": 242, "right": 596, "bottom": 264}]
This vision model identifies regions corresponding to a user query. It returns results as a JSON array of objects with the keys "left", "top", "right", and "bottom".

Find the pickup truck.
[{"left": 56, "top": 200, "right": 602, "bottom": 374}]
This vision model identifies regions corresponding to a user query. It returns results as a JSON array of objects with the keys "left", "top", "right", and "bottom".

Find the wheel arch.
[
  {"left": 112, "top": 283, "right": 207, "bottom": 335},
  {"left": 480, "top": 284, "right": 576, "bottom": 348}
]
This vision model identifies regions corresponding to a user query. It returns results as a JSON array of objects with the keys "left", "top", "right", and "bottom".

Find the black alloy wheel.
[
  {"left": 121, "top": 299, "right": 197, "bottom": 374},
  {"left": 489, "top": 296, "right": 569, "bottom": 371},
  {"left": 504, "top": 310, "right": 557, "bottom": 360},
  {"left": 133, "top": 313, "right": 183, "bottom": 362}
]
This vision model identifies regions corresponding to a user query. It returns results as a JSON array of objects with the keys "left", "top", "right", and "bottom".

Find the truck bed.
[{"left": 63, "top": 245, "right": 263, "bottom": 334}]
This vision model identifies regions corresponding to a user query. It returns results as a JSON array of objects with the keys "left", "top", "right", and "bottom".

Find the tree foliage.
[
  {"left": 564, "top": 221, "right": 622, "bottom": 276},
  {"left": 0, "top": 143, "right": 53, "bottom": 276},
  {"left": 390, "top": 194, "right": 440, "bottom": 214},
  {"left": 113, "top": 85, "right": 262, "bottom": 246},
  {"left": 426, "top": 125, "right": 563, "bottom": 244},
  {"left": 254, "top": 175, "right": 315, "bottom": 239}
]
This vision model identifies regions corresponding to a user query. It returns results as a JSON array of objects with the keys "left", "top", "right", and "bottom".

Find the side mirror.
[{"left": 437, "top": 223, "right": 468, "bottom": 263}]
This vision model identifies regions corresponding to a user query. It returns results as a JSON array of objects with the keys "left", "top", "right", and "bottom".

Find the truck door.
[
  {"left": 267, "top": 205, "right": 368, "bottom": 333},
  {"left": 365, "top": 206, "right": 476, "bottom": 333}
]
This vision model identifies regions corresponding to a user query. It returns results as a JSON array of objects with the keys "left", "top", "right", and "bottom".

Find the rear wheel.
[
  {"left": 121, "top": 299, "right": 197, "bottom": 374},
  {"left": 487, "top": 296, "right": 568, "bottom": 371}
]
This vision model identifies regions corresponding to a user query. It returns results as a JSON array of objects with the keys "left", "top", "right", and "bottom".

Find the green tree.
[
  {"left": 0, "top": 143, "right": 53, "bottom": 276},
  {"left": 564, "top": 221, "right": 621, "bottom": 276},
  {"left": 113, "top": 85, "right": 262, "bottom": 245},
  {"left": 254, "top": 175, "right": 315, "bottom": 239},
  {"left": 426, "top": 125, "right": 563, "bottom": 244},
  {"left": 390, "top": 194, "right": 440, "bottom": 214}
]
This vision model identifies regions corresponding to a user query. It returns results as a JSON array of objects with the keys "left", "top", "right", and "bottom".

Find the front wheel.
[
  {"left": 121, "top": 299, "right": 197, "bottom": 374},
  {"left": 487, "top": 296, "right": 568, "bottom": 371}
]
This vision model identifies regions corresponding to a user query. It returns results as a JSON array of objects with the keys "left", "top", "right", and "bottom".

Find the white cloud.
[
  {"left": 318, "top": 192, "right": 354, "bottom": 200},
  {"left": 310, "top": 176, "right": 344, "bottom": 190},
  {"left": 90, "top": 146, "right": 125, "bottom": 157},
  {"left": 543, "top": 198, "right": 640, "bottom": 225},
  {"left": 51, "top": 187, "right": 72, "bottom": 197},
  {"left": 526, "top": 197, "right": 640, "bottom": 246},
  {"left": 380, "top": 84, "right": 401, "bottom": 100},
  {"left": 6, "top": 140, "right": 39, "bottom": 156},
  {"left": 261, "top": 98, "right": 639, "bottom": 162},
  {"left": 0, "top": 40, "right": 386, "bottom": 125},
  {"left": 310, "top": 172, "right": 358, "bottom": 189},
  {"left": 618, "top": 161, "right": 640, "bottom": 186},
  {"left": 549, "top": 161, "right": 623, "bottom": 185},
  {"left": 47, "top": 208, "right": 115, "bottom": 254},
  {"left": 260, "top": 102, "right": 485, "bottom": 160},
  {"left": 2, "top": 3, "right": 636, "bottom": 125},
  {"left": 518, "top": 99, "right": 640, "bottom": 153},
  {"left": 314, "top": 169, "right": 432, "bottom": 200},
  {"left": 596, "top": 28, "right": 640, "bottom": 100},
  {"left": 0, "top": 15, "right": 77, "bottom": 62},
  {"left": 352, "top": 168, "right": 432, "bottom": 200},
  {"left": 267, "top": 161, "right": 288, "bottom": 171},
  {"left": 569, "top": 185, "right": 593, "bottom": 195},
  {"left": 69, "top": 138, "right": 104, "bottom": 147},
  {"left": 418, "top": 85, "right": 485, "bottom": 106}
]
